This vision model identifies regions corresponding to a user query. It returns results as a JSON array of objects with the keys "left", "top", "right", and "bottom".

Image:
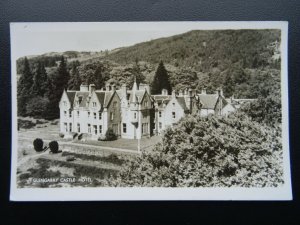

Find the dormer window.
[
  {"left": 172, "top": 103, "right": 175, "bottom": 107},
  {"left": 78, "top": 96, "right": 83, "bottom": 104},
  {"left": 113, "top": 101, "right": 117, "bottom": 108},
  {"left": 64, "top": 111, "right": 67, "bottom": 117},
  {"left": 92, "top": 102, "right": 96, "bottom": 107},
  {"left": 63, "top": 101, "right": 67, "bottom": 106},
  {"left": 144, "top": 101, "right": 148, "bottom": 107}
]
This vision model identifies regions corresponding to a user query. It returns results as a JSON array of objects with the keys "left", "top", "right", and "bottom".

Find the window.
[
  {"left": 110, "top": 112, "right": 114, "bottom": 121},
  {"left": 88, "top": 112, "right": 90, "bottom": 117},
  {"left": 94, "top": 112, "right": 96, "bottom": 119},
  {"left": 99, "top": 112, "right": 102, "bottom": 120},
  {"left": 77, "top": 123, "right": 80, "bottom": 133},
  {"left": 88, "top": 124, "right": 91, "bottom": 133},
  {"left": 144, "top": 101, "right": 148, "bottom": 107},
  {"left": 142, "top": 123, "right": 148, "bottom": 134},
  {"left": 159, "top": 111, "right": 162, "bottom": 117},
  {"left": 123, "top": 123, "right": 127, "bottom": 133},
  {"left": 69, "top": 111, "right": 72, "bottom": 118},
  {"left": 92, "top": 102, "right": 96, "bottom": 107},
  {"left": 134, "top": 112, "right": 137, "bottom": 119},
  {"left": 172, "top": 103, "right": 175, "bottom": 107},
  {"left": 64, "top": 111, "right": 67, "bottom": 117},
  {"left": 77, "top": 111, "right": 80, "bottom": 118},
  {"left": 172, "top": 112, "right": 176, "bottom": 119},
  {"left": 159, "top": 122, "right": 162, "bottom": 129},
  {"left": 64, "top": 123, "right": 67, "bottom": 132},
  {"left": 94, "top": 125, "right": 97, "bottom": 135},
  {"left": 63, "top": 101, "right": 67, "bottom": 106},
  {"left": 99, "top": 125, "right": 102, "bottom": 134},
  {"left": 113, "top": 101, "right": 117, "bottom": 108},
  {"left": 69, "top": 123, "right": 72, "bottom": 132}
]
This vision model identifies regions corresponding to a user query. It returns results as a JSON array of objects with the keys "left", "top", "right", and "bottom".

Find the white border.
[{"left": 10, "top": 22, "right": 292, "bottom": 201}]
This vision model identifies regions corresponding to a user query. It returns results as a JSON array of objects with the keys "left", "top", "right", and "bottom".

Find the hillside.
[
  {"left": 17, "top": 29, "right": 281, "bottom": 101},
  {"left": 104, "top": 29, "right": 281, "bottom": 71}
]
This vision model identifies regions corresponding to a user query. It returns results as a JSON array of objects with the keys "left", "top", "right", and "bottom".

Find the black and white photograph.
[{"left": 10, "top": 22, "right": 291, "bottom": 200}]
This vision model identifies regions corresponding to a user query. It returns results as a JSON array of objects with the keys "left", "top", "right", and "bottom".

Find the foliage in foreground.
[{"left": 112, "top": 114, "right": 283, "bottom": 187}]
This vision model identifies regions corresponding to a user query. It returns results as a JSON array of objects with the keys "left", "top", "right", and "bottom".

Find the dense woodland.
[
  {"left": 17, "top": 29, "right": 284, "bottom": 187},
  {"left": 17, "top": 29, "right": 281, "bottom": 119}
]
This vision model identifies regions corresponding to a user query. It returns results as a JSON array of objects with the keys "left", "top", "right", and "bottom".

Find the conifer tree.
[
  {"left": 68, "top": 63, "right": 81, "bottom": 90},
  {"left": 31, "top": 61, "right": 48, "bottom": 96},
  {"left": 17, "top": 57, "right": 33, "bottom": 116},
  {"left": 151, "top": 61, "right": 172, "bottom": 95},
  {"left": 44, "top": 56, "right": 70, "bottom": 119}
]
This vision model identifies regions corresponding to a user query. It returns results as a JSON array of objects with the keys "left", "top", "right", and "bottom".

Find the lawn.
[{"left": 73, "top": 135, "right": 162, "bottom": 151}]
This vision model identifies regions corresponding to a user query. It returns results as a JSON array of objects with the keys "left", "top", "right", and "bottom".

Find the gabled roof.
[
  {"left": 152, "top": 95, "right": 171, "bottom": 109},
  {"left": 198, "top": 94, "right": 219, "bottom": 109},
  {"left": 95, "top": 92, "right": 106, "bottom": 106},
  {"left": 65, "top": 91, "right": 76, "bottom": 107},
  {"left": 75, "top": 91, "right": 90, "bottom": 108},
  {"left": 129, "top": 90, "right": 145, "bottom": 103},
  {"left": 95, "top": 91, "right": 114, "bottom": 108},
  {"left": 176, "top": 97, "right": 189, "bottom": 111}
]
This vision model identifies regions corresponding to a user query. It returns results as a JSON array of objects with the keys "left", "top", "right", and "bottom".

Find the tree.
[
  {"left": 151, "top": 61, "right": 172, "bottom": 95},
  {"left": 112, "top": 114, "right": 283, "bottom": 187},
  {"left": 105, "top": 128, "right": 117, "bottom": 141},
  {"left": 17, "top": 57, "right": 33, "bottom": 116},
  {"left": 49, "top": 141, "right": 59, "bottom": 153},
  {"left": 26, "top": 96, "right": 49, "bottom": 117},
  {"left": 33, "top": 138, "right": 44, "bottom": 152},
  {"left": 31, "top": 61, "right": 48, "bottom": 96},
  {"left": 44, "top": 56, "right": 70, "bottom": 119},
  {"left": 68, "top": 63, "right": 81, "bottom": 90}
]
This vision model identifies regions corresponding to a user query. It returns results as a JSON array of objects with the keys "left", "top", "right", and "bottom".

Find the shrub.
[
  {"left": 59, "top": 133, "right": 64, "bottom": 138},
  {"left": 105, "top": 128, "right": 117, "bottom": 141},
  {"left": 49, "top": 141, "right": 59, "bottom": 153},
  {"left": 33, "top": 138, "right": 44, "bottom": 152},
  {"left": 113, "top": 114, "right": 284, "bottom": 187},
  {"left": 66, "top": 155, "right": 76, "bottom": 162}
]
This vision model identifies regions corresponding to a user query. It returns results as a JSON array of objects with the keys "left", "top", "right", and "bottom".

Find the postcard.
[{"left": 10, "top": 21, "right": 292, "bottom": 201}]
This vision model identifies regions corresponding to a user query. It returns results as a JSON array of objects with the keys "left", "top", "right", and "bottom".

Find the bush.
[
  {"left": 105, "top": 128, "right": 117, "bottom": 141},
  {"left": 33, "top": 138, "right": 44, "bottom": 152},
  {"left": 112, "top": 114, "right": 284, "bottom": 187},
  {"left": 49, "top": 141, "right": 59, "bottom": 153},
  {"left": 59, "top": 133, "right": 64, "bottom": 138}
]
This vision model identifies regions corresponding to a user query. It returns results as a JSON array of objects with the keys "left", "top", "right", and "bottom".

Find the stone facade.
[{"left": 59, "top": 81, "right": 250, "bottom": 140}]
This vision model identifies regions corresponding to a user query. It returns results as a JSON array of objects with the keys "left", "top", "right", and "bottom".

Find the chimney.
[
  {"left": 105, "top": 84, "right": 111, "bottom": 91},
  {"left": 178, "top": 90, "right": 183, "bottom": 97},
  {"left": 201, "top": 88, "right": 206, "bottom": 95},
  {"left": 80, "top": 84, "right": 89, "bottom": 92},
  {"left": 184, "top": 88, "right": 188, "bottom": 96},
  {"left": 89, "top": 84, "right": 96, "bottom": 94},
  {"left": 172, "top": 90, "right": 176, "bottom": 98},
  {"left": 162, "top": 89, "right": 168, "bottom": 96},
  {"left": 139, "top": 83, "right": 150, "bottom": 94},
  {"left": 121, "top": 84, "right": 127, "bottom": 98},
  {"left": 188, "top": 88, "right": 193, "bottom": 97},
  {"left": 111, "top": 84, "right": 116, "bottom": 92},
  {"left": 217, "top": 88, "right": 223, "bottom": 97}
]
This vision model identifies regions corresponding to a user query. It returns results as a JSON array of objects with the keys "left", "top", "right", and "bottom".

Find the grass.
[
  {"left": 73, "top": 136, "right": 162, "bottom": 151},
  {"left": 61, "top": 152, "right": 125, "bottom": 166}
]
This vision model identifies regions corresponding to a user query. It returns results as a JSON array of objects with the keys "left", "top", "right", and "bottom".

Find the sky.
[
  {"left": 11, "top": 22, "right": 198, "bottom": 59},
  {"left": 10, "top": 22, "right": 285, "bottom": 60}
]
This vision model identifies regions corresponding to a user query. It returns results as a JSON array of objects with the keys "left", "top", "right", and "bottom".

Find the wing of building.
[{"left": 59, "top": 81, "right": 255, "bottom": 140}]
